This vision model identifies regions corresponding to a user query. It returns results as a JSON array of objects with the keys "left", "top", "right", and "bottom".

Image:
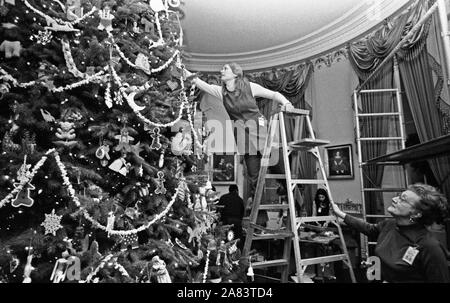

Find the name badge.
[
  {"left": 258, "top": 116, "right": 265, "bottom": 127},
  {"left": 402, "top": 246, "right": 419, "bottom": 265}
]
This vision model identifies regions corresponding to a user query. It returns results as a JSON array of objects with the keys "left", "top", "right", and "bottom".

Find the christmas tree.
[{"left": 0, "top": 0, "right": 245, "bottom": 283}]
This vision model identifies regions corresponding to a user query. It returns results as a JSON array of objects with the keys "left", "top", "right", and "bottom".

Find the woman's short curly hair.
[{"left": 408, "top": 183, "right": 449, "bottom": 225}]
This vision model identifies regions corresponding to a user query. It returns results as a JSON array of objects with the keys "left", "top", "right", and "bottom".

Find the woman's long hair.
[
  {"left": 314, "top": 188, "right": 330, "bottom": 206},
  {"left": 222, "top": 62, "right": 248, "bottom": 97}
]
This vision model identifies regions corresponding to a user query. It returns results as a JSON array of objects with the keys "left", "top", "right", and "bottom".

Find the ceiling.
[{"left": 180, "top": 0, "right": 412, "bottom": 71}]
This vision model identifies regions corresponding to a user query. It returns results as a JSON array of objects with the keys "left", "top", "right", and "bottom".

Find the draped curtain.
[
  {"left": 348, "top": 8, "right": 410, "bottom": 215},
  {"left": 396, "top": 2, "right": 450, "bottom": 197},
  {"left": 349, "top": 0, "right": 450, "bottom": 201},
  {"left": 247, "top": 62, "right": 315, "bottom": 213}
]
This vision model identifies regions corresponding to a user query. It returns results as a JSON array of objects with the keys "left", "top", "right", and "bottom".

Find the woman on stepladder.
[
  {"left": 184, "top": 63, "right": 294, "bottom": 207},
  {"left": 331, "top": 183, "right": 450, "bottom": 283}
]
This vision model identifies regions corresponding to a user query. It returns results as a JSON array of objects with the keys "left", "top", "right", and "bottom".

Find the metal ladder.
[
  {"left": 242, "top": 107, "right": 356, "bottom": 283},
  {"left": 353, "top": 87, "right": 409, "bottom": 262}
]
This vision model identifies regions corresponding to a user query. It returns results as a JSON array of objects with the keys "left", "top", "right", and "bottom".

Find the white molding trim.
[{"left": 183, "top": 0, "right": 413, "bottom": 72}]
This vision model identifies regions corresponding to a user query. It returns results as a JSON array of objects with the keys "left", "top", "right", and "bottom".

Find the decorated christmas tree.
[{"left": 0, "top": 0, "right": 245, "bottom": 283}]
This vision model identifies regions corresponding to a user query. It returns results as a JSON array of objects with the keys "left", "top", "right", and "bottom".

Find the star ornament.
[{"left": 41, "top": 209, "right": 63, "bottom": 236}]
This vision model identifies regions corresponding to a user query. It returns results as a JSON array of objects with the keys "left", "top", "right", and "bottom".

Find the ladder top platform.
[{"left": 288, "top": 138, "right": 330, "bottom": 150}]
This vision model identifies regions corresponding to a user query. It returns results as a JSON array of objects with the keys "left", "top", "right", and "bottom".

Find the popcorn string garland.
[
  {"left": 83, "top": 254, "right": 129, "bottom": 283},
  {"left": 0, "top": 148, "right": 184, "bottom": 235},
  {"left": 22, "top": 0, "right": 97, "bottom": 26}
]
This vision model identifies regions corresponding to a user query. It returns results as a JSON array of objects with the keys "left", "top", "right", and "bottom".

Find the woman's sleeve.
[
  {"left": 343, "top": 214, "right": 382, "bottom": 238},
  {"left": 421, "top": 242, "right": 450, "bottom": 282},
  {"left": 192, "top": 77, "right": 223, "bottom": 100}
]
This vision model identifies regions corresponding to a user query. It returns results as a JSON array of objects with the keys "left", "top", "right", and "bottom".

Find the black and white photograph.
[{"left": 1, "top": 0, "right": 450, "bottom": 290}]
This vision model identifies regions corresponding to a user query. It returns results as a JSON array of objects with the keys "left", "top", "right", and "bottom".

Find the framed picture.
[
  {"left": 211, "top": 153, "right": 237, "bottom": 184},
  {"left": 325, "top": 144, "right": 354, "bottom": 179}
]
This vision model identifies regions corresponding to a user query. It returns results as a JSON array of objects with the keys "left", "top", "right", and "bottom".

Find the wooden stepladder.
[{"left": 242, "top": 107, "right": 356, "bottom": 283}]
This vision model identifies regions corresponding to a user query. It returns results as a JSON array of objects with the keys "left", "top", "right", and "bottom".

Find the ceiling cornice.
[{"left": 183, "top": 0, "right": 413, "bottom": 72}]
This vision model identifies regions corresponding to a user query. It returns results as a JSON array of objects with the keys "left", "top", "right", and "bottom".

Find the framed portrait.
[
  {"left": 211, "top": 153, "right": 237, "bottom": 184},
  {"left": 325, "top": 144, "right": 354, "bottom": 179}
]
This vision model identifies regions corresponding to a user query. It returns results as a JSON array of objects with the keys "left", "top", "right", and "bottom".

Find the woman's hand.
[
  {"left": 282, "top": 102, "right": 295, "bottom": 112},
  {"left": 330, "top": 201, "right": 346, "bottom": 219}
]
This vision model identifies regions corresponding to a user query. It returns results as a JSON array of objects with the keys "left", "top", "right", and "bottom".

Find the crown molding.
[{"left": 183, "top": 0, "right": 413, "bottom": 72}]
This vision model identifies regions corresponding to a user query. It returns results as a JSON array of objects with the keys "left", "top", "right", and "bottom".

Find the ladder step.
[
  {"left": 288, "top": 138, "right": 330, "bottom": 150},
  {"left": 259, "top": 204, "right": 290, "bottom": 210},
  {"left": 298, "top": 254, "right": 348, "bottom": 266},
  {"left": 359, "top": 137, "right": 403, "bottom": 141},
  {"left": 292, "top": 179, "right": 327, "bottom": 185},
  {"left": 297, "top": 215, "right": 335, "bottom": 224},
  {"left": 363, "top": 188, "right": 404, "bottom": 192},
  {"left": 252, "top": 232, "right": 293, "bottom": 240},
  {"left": 357, "top": 112, "right": 401, "bottom": 117},
  {"left": 281, "top": 108, "right": 310, "bottom": 115},
  {"left": 361, "top": 161, "right": 403, "bottom": 165},
  {"left": 252, "top": 259, "right": 289, "bottom": 269},
  {"left": 265, "top": 174, "right": 286, "bottom": 179}
]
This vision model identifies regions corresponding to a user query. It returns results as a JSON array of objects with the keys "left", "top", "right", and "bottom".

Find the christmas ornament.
[
  {"left": 136, "top": 182, "right": 150, "bottom": 197},
  {"left": 54, "top": 121, "right": 78, "bottom": 148},
  {"left": 150, "top": 0, "right": 165, "bottom": 12},
  {"left": 86, "top": 66, "right": 96, "bottom": 76},
  {"left": 33, "top": 30, "right": 52, "bottom": 45},
  {"left": 216, "top": 240, "right": 227, "bottom": 266},
  {"left": 132, "top": 21, "right": 140, "bottom": 33},
  {"left": 135, "top": 53, "right": 150, "bottom": 72},
  {"left": 106, "top": 211, "right": 115, "bottom": 236},
  {"left": 227, "top": 230, "right": 235, "bottom": 242},
  {"left": 22, "top": 252, "right": 35, "bottom": 283},
  {"left": 21, "top": 131, "right": 36, "bottom": 155},
  {"left": 108, "top": 157, "right": 130, "bottom": 176},
  {"left": 150, "top": 127, "right": 162, "bottom": 150},
  {"left": 125, "top": 92, "right": 146, "bottom": 111},
  {"left": 120, "top": 233, "right": 139, "bottom": 251},
  {"left": 2, "top": 131, "right": 21, "bottom": 153},
  {"left": 66, "top": 0, "right": 83, "bottom": 21},
  {"left": 158, "top": 152, "right": 164, "bottom": 168},
  {"left": 114, "top": 127, "right": 134, "bottom": 153},
  {"left": 0, "top": 40, "right": 22, "bottom": 58},
  {"left": 9, "top": 255, "right": 20, "bottom": 273},
  {"left": 44, "top": 16, "right": 79, "bottom": 32},
  {"left": 175, "top": 238, "right": 187, "bottom": 250},
  {"left": 154, "top": 171, "right": 166, "bottom": 195},
  {"left": 171, "top": 128, "right": 192, "bottom": 156},
  {"left": 166, "top": 79, "right": 178, "bottom": 91},
  {"left": 124, "top": 206, "right": 139, "bottom": 219},
  {"left": 0, "top": 82, "right": 10, "bottom": 99},
  {"left": 151, "top": 256, "right": 171, "bottom": 283},
  {"left": 41, "top": 209, "right": 63, "bottom": 236},
  {"left": 98, "top": 6, "right": 114, "bottom": 32},
  {"left": 247, "top": 260, "right": 254, "bottom": 282},
  {"left": 40, "top": 109, "right": 56, "bottom": 122},
  {"left": 95, "top": 142, "right": 110, "bottom": 166},
  {"left": 12, "top": 155, "right": 35, "bottom": 208}
]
